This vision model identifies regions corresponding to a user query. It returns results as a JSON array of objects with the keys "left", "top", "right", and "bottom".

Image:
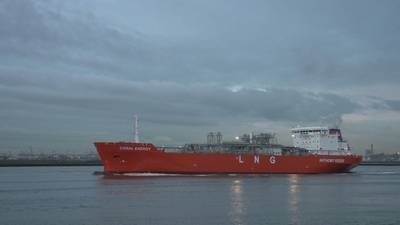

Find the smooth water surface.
[{"left": 1, "top": 166, "right": 399, "bottom": 225}]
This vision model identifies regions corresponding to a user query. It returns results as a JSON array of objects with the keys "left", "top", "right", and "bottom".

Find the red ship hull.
[{"left": 95, "top": 142, "right": 362, "bottom": 174}]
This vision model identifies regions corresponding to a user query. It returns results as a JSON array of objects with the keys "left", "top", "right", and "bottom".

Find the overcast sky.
[{"left": 1, "top": 0, "right": 400, "bottom": 154}]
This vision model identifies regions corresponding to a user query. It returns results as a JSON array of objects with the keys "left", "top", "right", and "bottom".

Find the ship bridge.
[{"left": 291, "top": 126, "right": 350, "bottom": 154}]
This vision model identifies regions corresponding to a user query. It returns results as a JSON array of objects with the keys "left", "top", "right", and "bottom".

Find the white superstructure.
[{"left": 291, "top": 126, "right": 350, "bottom": 155}]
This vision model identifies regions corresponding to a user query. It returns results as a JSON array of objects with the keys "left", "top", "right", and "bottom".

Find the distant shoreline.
[
  {"left": 1, "top": 160, "right": 400, "bottom": 167},
  {"left": 360, "top": 161, "right": 400, "bottom": 166},
  {"left": 0, "top": 160, "right": 102, "bottom": 167}
]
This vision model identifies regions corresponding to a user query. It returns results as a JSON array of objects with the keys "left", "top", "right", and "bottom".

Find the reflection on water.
[
  {"left": 288, "top": 174, "right": 300, "bottom": 224},
  {"left": 230, "top": 179, "right": 246, "bottom": 225}
]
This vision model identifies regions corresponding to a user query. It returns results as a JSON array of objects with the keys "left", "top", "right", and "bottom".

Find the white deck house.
[{"left": 291, "top": 126, "right": 350, "bottom": 155}]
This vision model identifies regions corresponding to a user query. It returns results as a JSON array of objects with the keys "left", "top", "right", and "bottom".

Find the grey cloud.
[
  {"left": 1, "top": 0, "right": 400, "bottom": 153},
  {"left": 1, "top": 73, "right": 360, "bottom": 124},
  {"left": 0, "top": 0, "right": 154, "bottom": 80},
  {"left": 385, "top": 100, "right": 400, "bottom": 111},
  {"left": 4, "top": 0, "right": 400, "bottom": 88}
]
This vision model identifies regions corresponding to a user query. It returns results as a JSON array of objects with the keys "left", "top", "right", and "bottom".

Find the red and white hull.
[{"left": 95, "top": 142, "right": 362, "bottom": 174}]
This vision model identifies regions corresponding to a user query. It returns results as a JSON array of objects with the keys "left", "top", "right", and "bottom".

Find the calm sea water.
[{"left": 0, "top": 166, "right": 399, "bottom": 225}]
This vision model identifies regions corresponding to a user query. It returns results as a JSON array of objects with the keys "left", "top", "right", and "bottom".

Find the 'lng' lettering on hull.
[{"left": 238, "top": 155, "right": 276, "bottom": 165}]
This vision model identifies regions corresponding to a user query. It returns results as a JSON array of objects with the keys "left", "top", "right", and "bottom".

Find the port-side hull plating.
[{"left": 95, "top": 142, "right": 362, "bottom": 174}]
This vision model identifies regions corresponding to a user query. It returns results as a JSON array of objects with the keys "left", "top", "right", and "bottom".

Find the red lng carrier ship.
[{"left": 95, "top": 121, "right": 362, "bottom": 174}]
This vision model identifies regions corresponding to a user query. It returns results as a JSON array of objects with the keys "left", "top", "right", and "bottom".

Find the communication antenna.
[{"left": 134, "top": 114, "right": 139, "bottom": 143}]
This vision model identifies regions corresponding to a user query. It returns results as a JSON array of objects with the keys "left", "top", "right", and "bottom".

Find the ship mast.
[{"left": 134, "top": 114, "right": 139, "bottom": 143}]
